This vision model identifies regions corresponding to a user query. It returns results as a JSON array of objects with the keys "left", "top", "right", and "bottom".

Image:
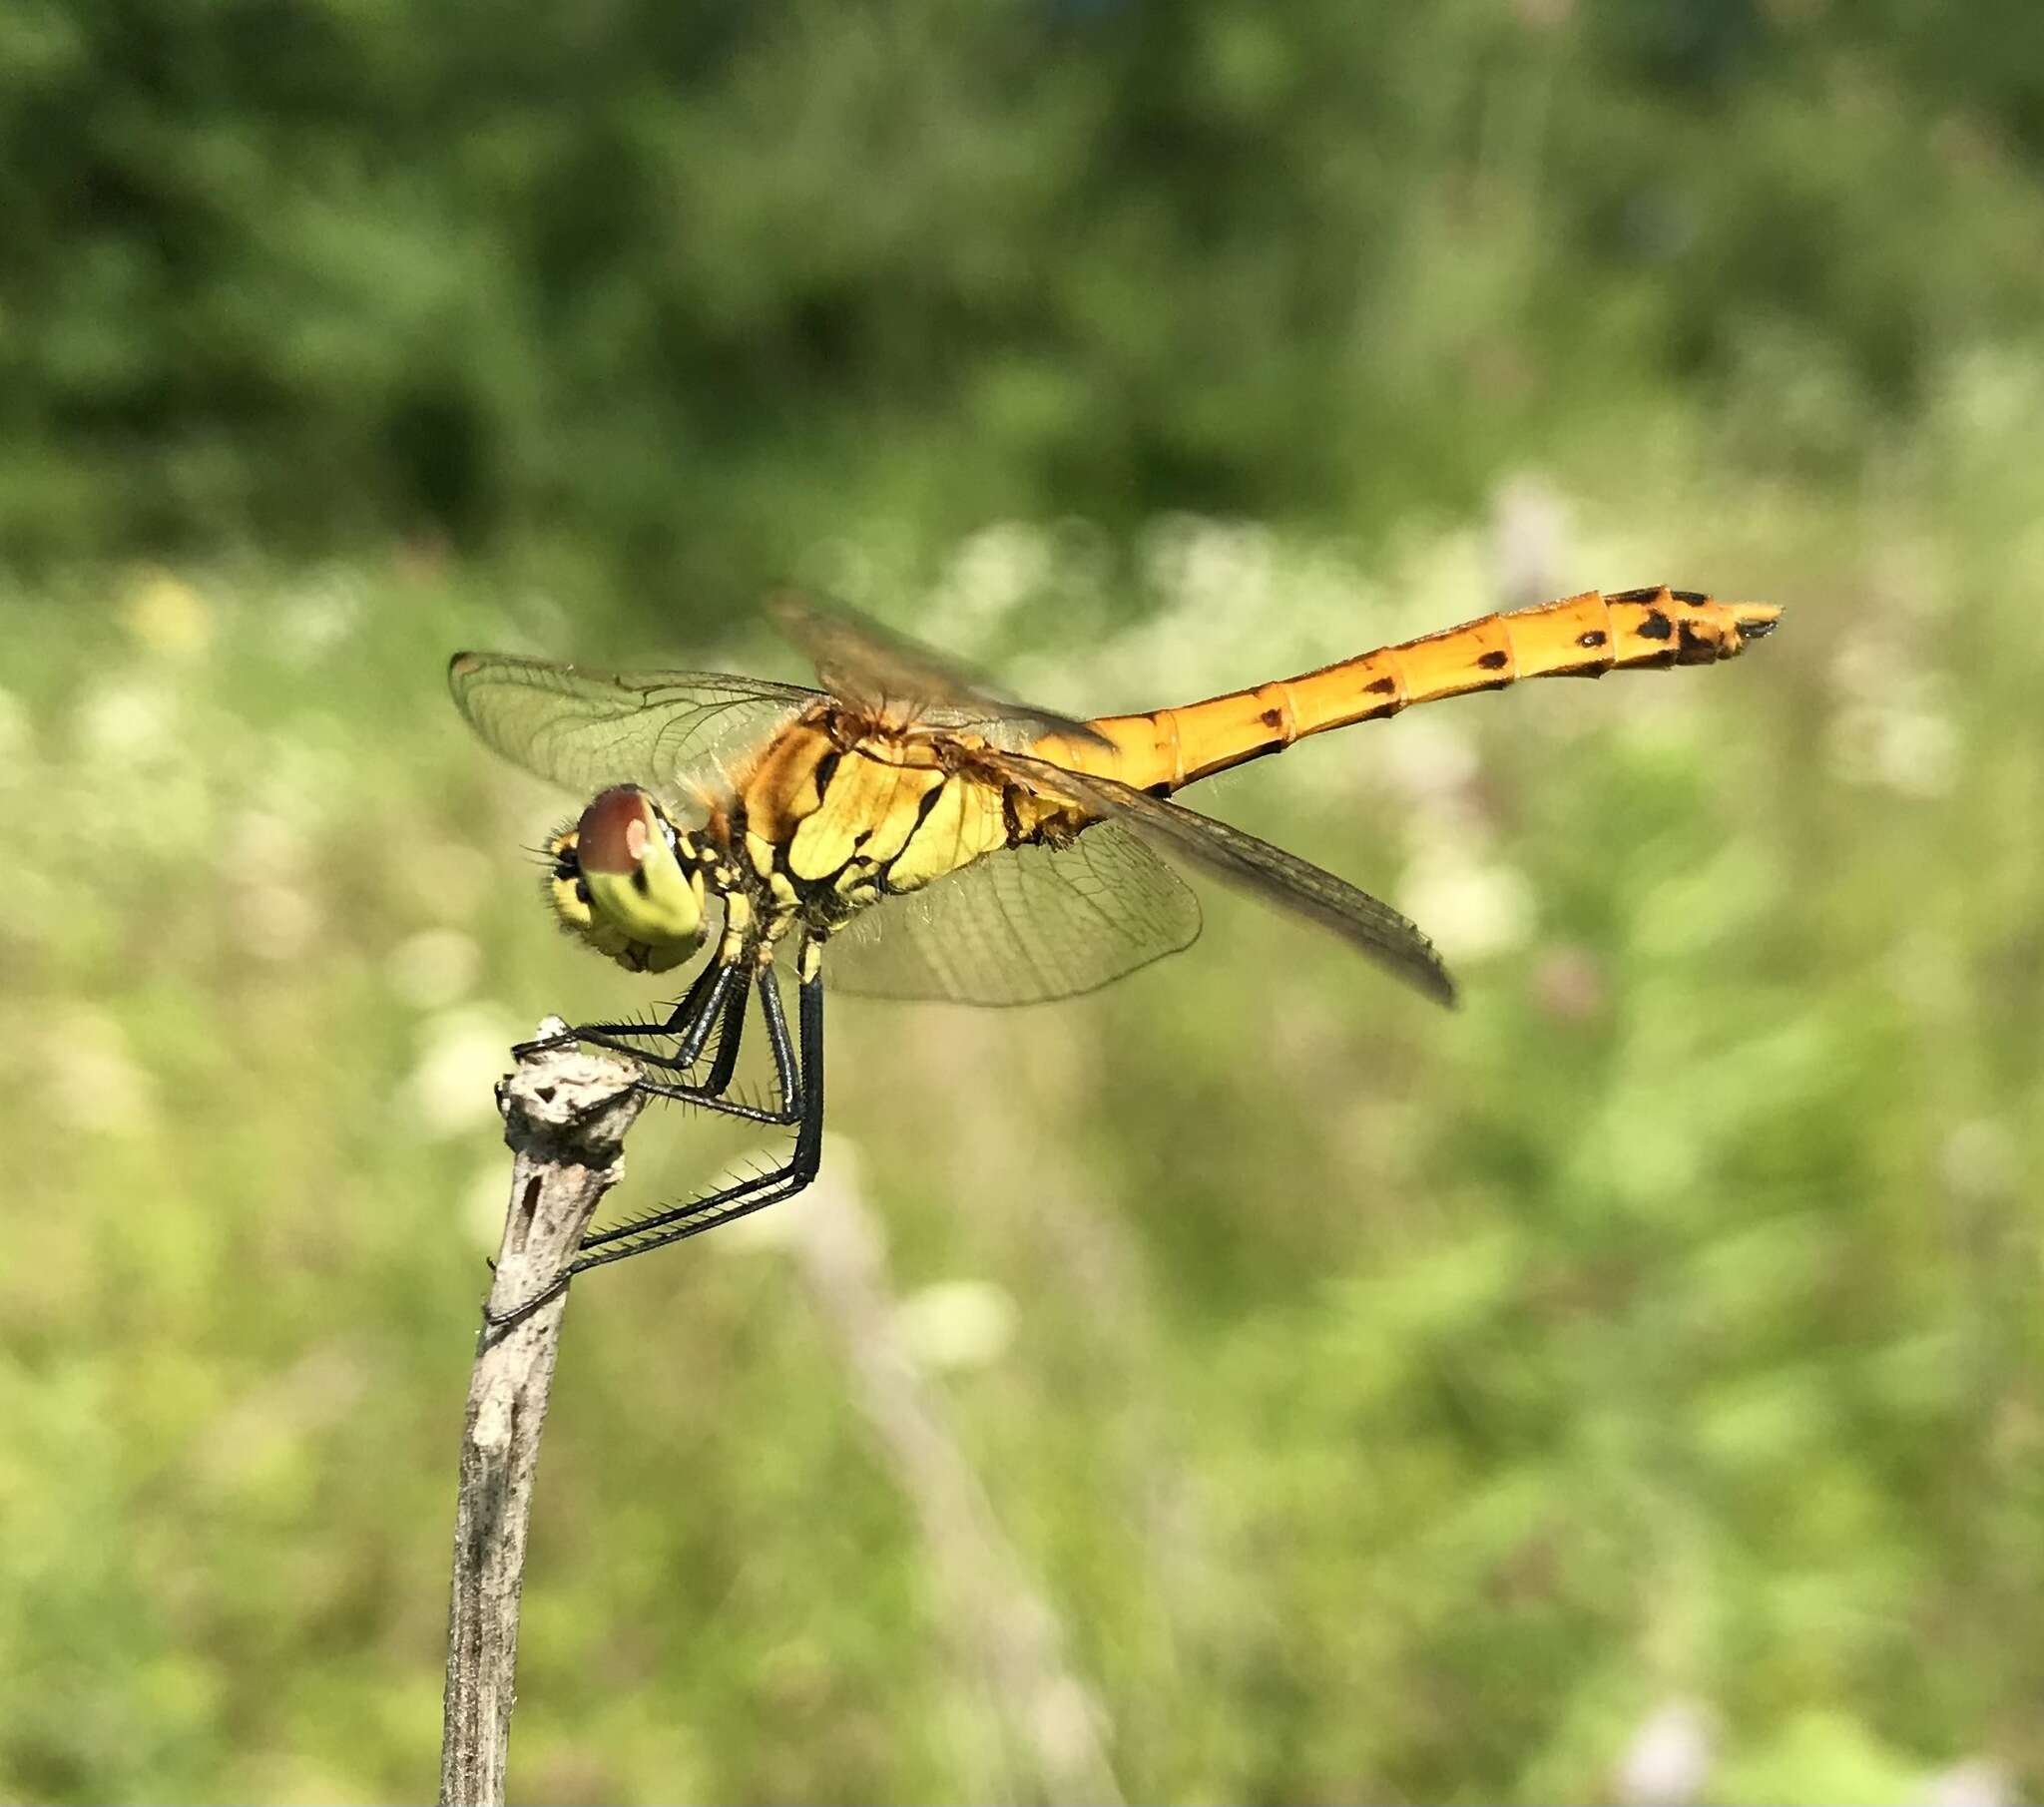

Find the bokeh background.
[{"left": 5, "top": 3, "right": 2042, "bottom": 1801}]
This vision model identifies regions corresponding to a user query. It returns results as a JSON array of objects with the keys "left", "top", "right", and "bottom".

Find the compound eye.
[{"left": 576, "top": 785, "right": 655, "bottom": 875}]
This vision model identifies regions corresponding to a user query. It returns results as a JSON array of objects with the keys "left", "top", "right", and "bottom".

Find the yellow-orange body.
[
  {"left": 1049, "top": 585, "right": 1776, "bottom": 788},
  {"left": 453, "top": 583, "right": 1783, "bottom": 1272},
  {"left": 709, "top": 586, "right": 1781, "bottom": 927}
]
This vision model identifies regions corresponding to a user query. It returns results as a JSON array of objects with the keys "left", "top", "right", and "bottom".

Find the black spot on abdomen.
[
  {"left": 1578, "top": 630, "right": 1608, "bottom": 650},
  {"left": 1637, "top": 611, "right": 1674, "bottom": 642},
  {"left": 1476, "top": 649, "right": 1509, "bottom": 671}
]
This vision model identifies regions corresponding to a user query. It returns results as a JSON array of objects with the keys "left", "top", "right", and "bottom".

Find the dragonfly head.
[{"left": 545, "top": 785, "right": 707, "bottom": 974}]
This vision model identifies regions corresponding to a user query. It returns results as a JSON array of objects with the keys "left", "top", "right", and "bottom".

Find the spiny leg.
[
  {"left": 698, "top": 963, "right": 750, "bottom": 1097},
  {"left": 564, "top": 894, "right": 768, "bottom": 1086},
  {"left": 565, "top": 945, "right": 826, "bottom": 1276},
  {"left": 515, "top": 951, "right": 728, "bottom": 1062},
  {"left": 565, "top": 955, "right": 754, "bottom": 1091},
  {"left": 622, "top": 955, "right": 797, "bottom": 1129},
  {"left": 478, "top": 956, "right": 818, "bottom": 1325}
]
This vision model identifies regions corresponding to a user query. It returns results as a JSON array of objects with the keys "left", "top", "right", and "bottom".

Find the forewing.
[
  {"left": 766, "top": 592, "right": 1111, "bottom": 752},
  {"left": 992, "top": 754, "right": 1458, "bottom": 1008},
  {"left": 448, "top": 652, "right": 816, "bottom": 802},
  {"left": 825, "top": 822, "right": 1201, "bottom": 1006}
]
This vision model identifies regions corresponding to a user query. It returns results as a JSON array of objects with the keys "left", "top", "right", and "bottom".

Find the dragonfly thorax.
[{"left": 730, "top": 714, "right": 1018, "bottom": 929}]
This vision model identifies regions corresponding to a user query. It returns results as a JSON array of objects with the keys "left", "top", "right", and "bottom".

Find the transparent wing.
[
  {"left": 447, "top": 652, "right": 817, "bottom": 801},
  {"left": 766, "top": 592, "right": 1112, "bottom": 753},
  {"left": 990, "top": 753, "right": 1458, "bottom": 1008},
  {"left": 824, "top": 822, "right": 1202, "bottom": 1006}
]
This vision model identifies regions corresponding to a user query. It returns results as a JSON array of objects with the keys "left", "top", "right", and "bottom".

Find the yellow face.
[{"left": 544, "top": 785, "right": 707, "bottom": 975}]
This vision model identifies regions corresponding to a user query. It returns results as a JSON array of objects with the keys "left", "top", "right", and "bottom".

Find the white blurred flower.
[
  {"left": 930, "top": 521, "right": 1060, "bottom": 646},
  {"left": 398, "top": 839, "right": 497, "bottom": 924},
  {"left": 465, "top": 1159, "right": 513, "bottom": 1249},
  {"left": 1614, "top": 1698, "right": 1716, "bottom": 1807},
  {"left": 1825, "top": 618, "right": 1960, "bottom": 799},
  {"left": 252, "top": 726, "right": 352, "bottom": 833},
  {"left": 896, "top": 1279, "right": 1019, "bottom": 1374},
  {"left": 235, "top": 881, "right": 322, "bottom": 963},
  {"left": 45, "top": 1006, "right": 159, "bottom": 1137},
  {"left": 1829, "top": 632, "right": 1898, "bottom": 706},
  {"left": 1376, "top": 712, "right": 1481, "bottom": 810},
  {"left": 1188, "top": 520, "right": 1278, "bottom": 625},
  {"left": 121, "top": 569, "right": 214, "bottom": 659},
  {"left": 1489, "top": 472, "right": 1572, "bottom": 613},
  {"left": 1372, "top": 525, "right": 1490, "bottom": 643},
  {"left": 1939, "top": 1120, "right": 2020, "bottom": 1204},
  {"left": 407, "top": 1006, "right": 520, "bottom": 1137},
  {"left": 272, "top": 572, "right": 365, "bottom": 666},
  {"left": 1944, "top": 346, "right": 2044, "bottom": 443},
  {"left": 1921, "top": 1759, "right": 2012, "bottom": 1807},
  {"left": 75, "top": 678, "right": 179, "bottom": 767},
  {"left": 1398, "top": 846, "right": 1535, "bottom": 964},
  {"left": 1829, "top": 703, "right": 1960, "bottom": 799},
  {"left": 222, "top": 809, "right": 322, "bottom": 961},
  {"left": 226, "top": 809, "right": 311, "bottom": 876},
  {"left": 385, "top": 929, "right": 483, "bottom": 1010}
]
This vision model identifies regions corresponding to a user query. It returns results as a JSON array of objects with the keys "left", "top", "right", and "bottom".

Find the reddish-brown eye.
[{"left": 576, "top": 785, "right": 654, "bottom": 874}]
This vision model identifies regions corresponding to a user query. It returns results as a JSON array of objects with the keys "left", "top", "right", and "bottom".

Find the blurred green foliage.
[
  {"left": 6, "top": 0, "right": 2044, "bottom": 591},
  {"left": 3, "top": 4, "right": 2043, "bottom": 1803}
]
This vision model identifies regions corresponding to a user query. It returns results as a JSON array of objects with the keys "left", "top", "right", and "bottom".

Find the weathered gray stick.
[{"left": 439, "top": 1021, "right": 645, "bottom": 1807}]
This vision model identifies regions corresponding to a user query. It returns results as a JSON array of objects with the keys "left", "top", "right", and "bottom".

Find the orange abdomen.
[{"left": 1040, "top": 586, "right": 1783, "bottom": 794}]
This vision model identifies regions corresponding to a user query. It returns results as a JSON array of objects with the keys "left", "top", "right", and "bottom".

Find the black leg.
[
  {"left": 623, "top": 964, "right": 795, "bottom": 1128},
  {"left": 700, "top": 962, "right": 751, "bottom": 1096},
  {"left": 515, "top": 953, "right": 725, "bottom": 1057},
  {"left": 563, "top": 955, "right": 825, "bottom": 1276},
  {"left": 559, "top": 959, "right": 755, "bottom": 1094}
]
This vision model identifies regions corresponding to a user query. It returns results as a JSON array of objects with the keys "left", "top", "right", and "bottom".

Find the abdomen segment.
[{"left": 1044, "top": 587, "right": 1783, "bottom": 794}]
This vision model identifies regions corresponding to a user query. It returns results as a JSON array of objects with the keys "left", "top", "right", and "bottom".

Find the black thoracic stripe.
[
  {"left": 874, "top": 779, "right": 954, "bottom": 890},
  {"left": 811, "top": 749, "right": 841, "bottom": 805},
  {"left": 813, "top": 823, "right": 877, "bottom": 889}
]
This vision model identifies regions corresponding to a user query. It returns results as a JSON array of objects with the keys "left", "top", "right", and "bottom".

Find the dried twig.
[{"left": 438, "top": 1021, "right": 645, "bottom": 1807}]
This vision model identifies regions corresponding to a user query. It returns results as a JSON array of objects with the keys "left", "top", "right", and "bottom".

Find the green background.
[{"left": 3, "top": 3, "right": 2041, "bottom": 1800}]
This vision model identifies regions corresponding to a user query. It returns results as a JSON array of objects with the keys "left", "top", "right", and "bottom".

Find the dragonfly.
[{"left": 451, "top": 585, "right": 1781, "bottom": 1282}]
